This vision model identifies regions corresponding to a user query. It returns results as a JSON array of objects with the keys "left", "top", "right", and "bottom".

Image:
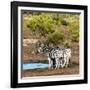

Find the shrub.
[
  {"left": 29, "top": 14, "right": 56, "bottom": 37},
  {"left": 60, "top": 19, "right": 69, "bottom": 26},
  {"left": 23, "top": 12, "right": 80, "bottom": 47},
  {"left": 47, "top": 31, "right": 64, "bottom": 45},
  {"left": 64, "top": 40, "right": 71, "bottom": 48}
]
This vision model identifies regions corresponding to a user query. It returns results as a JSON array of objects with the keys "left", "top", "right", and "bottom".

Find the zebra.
[
  {"left": 59, "top": 49, "right": 71, "bottom": 68},
  {"left": 38, "top": 44, "right": 65, "bottom": 69}
]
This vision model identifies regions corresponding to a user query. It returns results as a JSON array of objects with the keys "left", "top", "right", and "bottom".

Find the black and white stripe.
[{"left": 38, "top": 44, "right": 71, "bottom": 69}]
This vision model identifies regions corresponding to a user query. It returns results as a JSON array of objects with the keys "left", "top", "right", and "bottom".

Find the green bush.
[
  {"left": 69, "top": 19, "right": 79, "bottom": 42},
  {"left": 60, "top": 19, "right": 69, "bottom": 26},
  {"left": 71, "top": 30, "right": 79, "bottom": 42},
  {"left": 23, "top": 12, "right": 80, "bottom": 47},
  {"left": 47, "top": 31, "right": 64, "bottom": 45},
  {"left": 29, "top": 14, "right": 56, "bottom": 37},
  {"left": 64, "top": 40, "right": 71, "bottom": 48}
]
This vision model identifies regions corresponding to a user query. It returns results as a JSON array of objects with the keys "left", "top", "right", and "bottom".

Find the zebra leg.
[
  {"left": 68, "top": 58, "right": 71, "bottom": 66},
  {"left": 61, "top": 57, "right": 67, "bottom": 68},
  {"left": 58, "top": 59, "right": 61, "bottom": 68},
  {"left": 60, "top": 60, "right": 63, "bottom": 68},
  {"left": 51, "top": 60, "right": 53, "bottom": 69},
  {"left": 48, "top": 57, "right": 52, "bottom": 69},
  {"left": 65, "top": 57, "right": 70, "bottom": 67},
  {"left": 55, "top": 58, "right": 59, "bottom": 69},
  {"left": 65, "top": 57, "right": 69, "bottom": 68},
  {"left": 58, "top": 58, "right": 62, "bottom": 68}
]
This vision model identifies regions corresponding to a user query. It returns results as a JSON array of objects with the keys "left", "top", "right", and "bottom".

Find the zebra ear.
[{"left": 41, "top": 43, "right": 44, "bottom": 47}]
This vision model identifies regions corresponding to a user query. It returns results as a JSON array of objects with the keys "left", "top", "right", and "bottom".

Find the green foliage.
[
  {"left": 23, "top": 19, "right": 30, "bottom": 31},
  {"left": 51, "top": 13, "right": 61, "bottom": 25},
  {"left": 23, "top": 12, "right": 80, "bottom": 47},
  {"left": 64, "top": 40, "right": 71, "bottom": 48},
  {"left": 60, "top": 19, "right": 69, "bottom": 26},
  {"left": 29, "top": 14, "right": 56, "bottom": 37},
  {"left": 71, "top": 30, "right": 79, "bottom": 42},
  {"left": 69, "top": 15, "right": 80, "bottom": 42},
  {"left": 47, "top": 31, "right": 64, "bottom": 45}
]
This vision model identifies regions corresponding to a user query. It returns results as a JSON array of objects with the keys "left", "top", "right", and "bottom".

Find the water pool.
[{"left": 23, "top": 63, "right": 49, "bottom": 70}]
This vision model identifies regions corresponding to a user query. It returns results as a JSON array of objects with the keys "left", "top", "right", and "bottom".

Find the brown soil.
[
  {"left": 22, "top": 63, "right": 79, "bottom": 77},
  {"left": 22, "top": 42, "right": 79, "bottom": 77}
]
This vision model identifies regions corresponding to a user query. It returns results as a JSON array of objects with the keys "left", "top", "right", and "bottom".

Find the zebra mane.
[{"left": 41, "top": 44, "right": 64, "bottom": 53}]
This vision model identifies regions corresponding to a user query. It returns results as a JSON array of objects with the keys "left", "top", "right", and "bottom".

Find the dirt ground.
[
  {"left": 22, "top": 42, "right": 79, "bottom": 77},
  {"left": 22, "top": 63, "right": 79, "bottom": 77}
]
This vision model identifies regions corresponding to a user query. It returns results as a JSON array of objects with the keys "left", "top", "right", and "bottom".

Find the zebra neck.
[{"left": 43, "top": 47, "right": 51, "bottom": 53}]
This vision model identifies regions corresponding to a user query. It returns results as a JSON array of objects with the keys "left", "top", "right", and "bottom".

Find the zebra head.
[
  {"left": 38, "top": 43, "right": 50, "bottom": 54},
  {"left": 65, "top": 48, "right": 71, "bottom": 58}
]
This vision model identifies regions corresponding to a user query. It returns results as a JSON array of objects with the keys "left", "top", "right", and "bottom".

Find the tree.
[
  {"left": 68, "top": 15, "right": 80, "bottom": 42},
  {"left": 29, "top": 14, "right": 56, "bottom": 38},
  {"left": 27, "top": 13, "right": 80, "bottom": 47},
  {"left": 47, "top": 31, "right": 64, "bottom": 46}
]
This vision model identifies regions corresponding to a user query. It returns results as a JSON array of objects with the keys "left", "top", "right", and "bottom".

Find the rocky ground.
[{"left": 21, "top": 41, "right": 79, "bottom": 77}]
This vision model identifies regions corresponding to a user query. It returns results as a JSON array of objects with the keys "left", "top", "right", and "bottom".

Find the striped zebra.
[
  {"left": 60, "top": 49, "right": 71, "bottom": 68},
  {"left": 38, "top": 44, "right": 71, "bottom": 69}
]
